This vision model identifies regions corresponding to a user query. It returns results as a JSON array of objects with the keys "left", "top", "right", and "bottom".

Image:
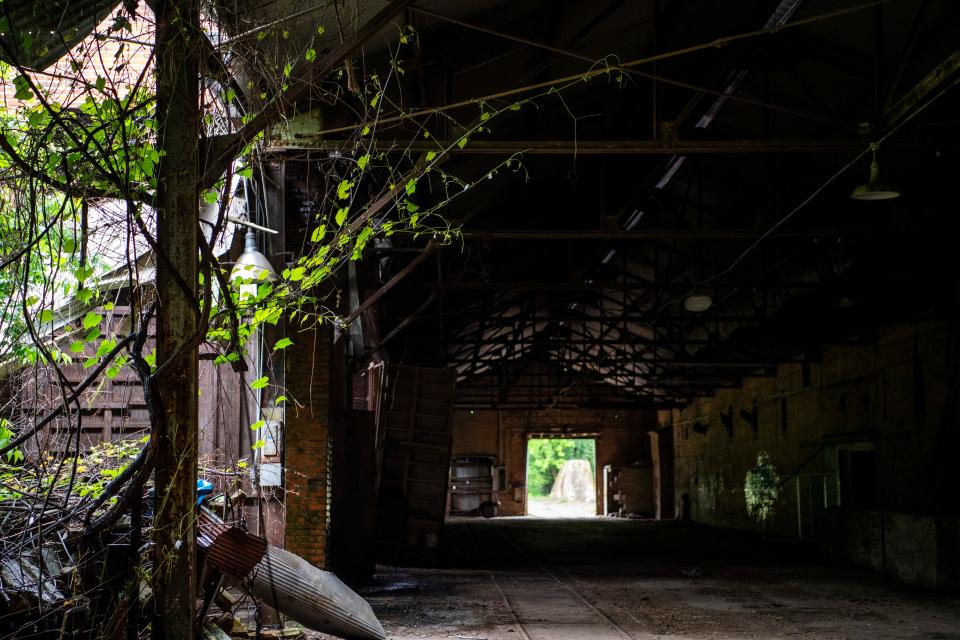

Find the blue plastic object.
[
  {"left": 196, "top": 478, "right": 213, "bottom": 506},
  {"left": 145, "top": 478, "right": 214, "bottom": 514}
]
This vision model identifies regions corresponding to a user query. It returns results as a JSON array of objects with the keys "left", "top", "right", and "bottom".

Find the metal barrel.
[{"left": 249, "top": 545, "right": 386, "bottom": 640}]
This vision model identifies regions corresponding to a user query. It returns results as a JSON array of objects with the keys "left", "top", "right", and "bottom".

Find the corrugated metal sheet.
[
  {"left": 196, "top": 508, "right": 231, "bottom": 549},
  {"left": 250, "top": 545, "right": 386, "bottom": 640},
  {"left": 197, "top": 510, "right": 268, "bottom": 580},
  {"left": 198, "top": 509, "right": 385, "bottom": 640},
  {"left": 0, "top": 556, "right": 64, "bottom": 604}
]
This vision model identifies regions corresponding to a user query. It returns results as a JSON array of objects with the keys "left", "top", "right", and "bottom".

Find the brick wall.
[
  {"left": 0, "top": 13, "right": 154, "bottom": 109},
  {"left": 283, "top": 322, "right": 333, "bottom": 568},
  {"left": 665, "top": 322, "right": 949, "bottom": 539},
  {"left": 451, "top": 409, "right": 655, "bottom": 516}
]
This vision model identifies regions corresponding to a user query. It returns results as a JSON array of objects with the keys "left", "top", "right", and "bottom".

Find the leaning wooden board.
[{"left": 373, "top": 365, "right": 456, "bottom": 565}]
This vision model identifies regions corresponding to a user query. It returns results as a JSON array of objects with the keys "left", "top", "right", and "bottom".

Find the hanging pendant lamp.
[
  {"left": 230, "top": 229, "right": 278, "bottom": 286},
  {"left": 851, "top": 142, "right": 900, "bottom": 201},
  {"left": 684, "top": 292, "right": 713, "bottom": 313}
]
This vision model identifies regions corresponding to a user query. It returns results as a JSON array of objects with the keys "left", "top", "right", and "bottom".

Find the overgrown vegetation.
[
  {"left": 744, "top": 452, "right": 779, "bottom": 523},
  {"left": 526, "top": 438, "right": 595, "bottom": 498},
  {"left": 0, "top": 1, "right": 631, "bottom": 636}
]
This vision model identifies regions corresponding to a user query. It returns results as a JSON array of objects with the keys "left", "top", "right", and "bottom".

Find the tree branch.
[{"left": 200, "top": 0, "right": 414, "bottom": 188}]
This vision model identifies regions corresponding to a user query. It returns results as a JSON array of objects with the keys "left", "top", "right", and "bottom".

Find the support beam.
[
  {"left": 271, "top": 139, "right": 869, "bottom": 155},
  {"left": 203, "top": 0, "right": 414, "bottom": 187},
  {"left": 431, "top": 336, "right": 863, "bottom": 350},
  {"left": 343, "top": 242, "right": 436, "bottom": 326},
  {"left": 453, "top": 401, "right": 687, "bottom": 410},
  {"left": 457, "top": 228, "right": 859, "bottom": 240},
  {"left": 407, "top": 313, "right": 771, "bottom": 324},
  {"left": 153, "top": 1, "right": 200, "bottom": 638},
  {"left": 427, "top": 280, "right": 821, "bottom": 291},
  {"left": 360, "top": 292, "right": 440, "bottom": 361},
  {"left": 883, "top": 48, "right": 960, "bottom": 129},
  {"left": 449, "top": 361, "right": 777, "bottom": 371}
]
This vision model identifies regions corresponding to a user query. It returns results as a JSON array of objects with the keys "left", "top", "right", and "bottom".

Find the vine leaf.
[
  {"left": 82, "top": 312, "right": 102, "bottom": 330},
  {"left": 272, "top": 337, "right": 293, "bottom": 351},
  {"left": 13, "top": 76, "right": 33, "bottom": 101}
]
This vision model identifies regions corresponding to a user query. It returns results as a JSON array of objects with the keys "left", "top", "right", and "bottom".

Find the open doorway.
[{"left": 526, "top": 438, "right": 597, "bottom": 517}]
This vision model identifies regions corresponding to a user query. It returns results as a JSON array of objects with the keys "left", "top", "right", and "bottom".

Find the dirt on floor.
[{"left": 335, "top": 517, "right": 960, "bottom": 640}]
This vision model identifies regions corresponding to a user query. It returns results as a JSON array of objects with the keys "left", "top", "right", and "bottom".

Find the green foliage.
[
  {"left": 72, "top": 438, "right": 144, "bottom": 499},
  {"left": 0, "top": 14, "right": 604, "bottom": 640},
  {"left": 0, "top": 436, "right": 144, "bottom": 503},
  {"left": 745, "top": 452, "right": 779, "bottom": 522},
  {"left": 526, "top": 438, "right": 595, "bottom": 497},
  {"left": 0, "top": 5, "right": 586, "bottom": 524},
  {"left": 0, "top": 419, "right": 23, "bottom": 464}
]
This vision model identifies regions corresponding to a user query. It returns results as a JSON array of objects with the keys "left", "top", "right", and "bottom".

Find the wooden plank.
[{"left": 374, "top": 364, "right": 456, "bottom": 564}]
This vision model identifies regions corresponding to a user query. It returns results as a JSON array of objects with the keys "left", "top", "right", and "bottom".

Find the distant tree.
[
  {"left": 527, "top": 438, "right": 595, "bottom": 497},
  {"left": 0, "top": 2, "right": 624, "bottom": 635},
  {"left": 0, "top": 3, "right": 506, "bottom": 635}
]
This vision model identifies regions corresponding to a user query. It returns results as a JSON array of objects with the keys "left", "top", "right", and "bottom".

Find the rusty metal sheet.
[
  {"left": 197, "top": 510, "right": 267, "bottom": 580},
  {"left": 197, "top": 510, "right": 384, "bottom": 640}
]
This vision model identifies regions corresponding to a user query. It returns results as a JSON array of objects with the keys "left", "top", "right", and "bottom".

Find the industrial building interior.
[
  {"left": 3, "top": 0, "right": 960, "bottom": 639},
  {"left": 289, "top": 0, "right": 960, "bottom": 638}
]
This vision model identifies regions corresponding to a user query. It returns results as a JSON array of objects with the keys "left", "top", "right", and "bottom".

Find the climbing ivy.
[{"left": 744, "top": 452, "right": 779, "bottom": 522}]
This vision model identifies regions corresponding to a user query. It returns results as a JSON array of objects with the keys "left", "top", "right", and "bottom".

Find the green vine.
[{"left": 744, "top": 452, "right": 779, "bottom": 523}]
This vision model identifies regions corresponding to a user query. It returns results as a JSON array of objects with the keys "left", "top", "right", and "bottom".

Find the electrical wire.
[
  {"left": 656, "top": 73, "right": 960, "bottom": 322},
  {"left": 311, "top": 0, "right": 896, "bottom": 137}
]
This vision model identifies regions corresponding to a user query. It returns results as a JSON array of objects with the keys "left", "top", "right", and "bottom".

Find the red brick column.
[{"left": 283, "top": 322, "right": 332, "bottom": 567}]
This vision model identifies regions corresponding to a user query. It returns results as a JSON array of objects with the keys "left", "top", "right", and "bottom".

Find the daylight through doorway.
[{"left": 526, "top": 438, "right": 597, "bottom": 517}]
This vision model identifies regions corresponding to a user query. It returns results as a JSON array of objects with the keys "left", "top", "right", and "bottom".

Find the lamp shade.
[
  {"left": 850, "top": 181, "right": 900, "bottom": 201},
  {"left": 230, "top": 230, "right": 278, "bottom": 285},
  {"left": 851, "top": 145, "right": 900, "bottom": 201},
  {"left": 684, "top": 293, "right": 713, "bottom": 313}
]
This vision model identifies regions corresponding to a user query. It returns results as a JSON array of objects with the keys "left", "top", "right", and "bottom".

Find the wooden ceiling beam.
[{"left": 269, "top": 138, "right": 869, "bottom": 155}]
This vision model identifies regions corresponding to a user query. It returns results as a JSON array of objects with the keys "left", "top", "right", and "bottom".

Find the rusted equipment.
[
  {"left": 198, "top": 509, "right": 385, "bottom": 640},
  {"left": 449, "top": 455, "right": 500, "bottom": 518}
]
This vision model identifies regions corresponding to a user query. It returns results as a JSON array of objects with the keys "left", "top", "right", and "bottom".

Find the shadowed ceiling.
[{"left": 242, "top": 0, "right": 960, "bottom": 409}]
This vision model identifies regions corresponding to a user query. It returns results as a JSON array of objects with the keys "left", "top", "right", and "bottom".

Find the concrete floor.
[
  {"left": 526, "top": 496, "right": 595, "bottom": 518},
  {"left": 354, "top": 517, "right": 960, "bottom": 640}
]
